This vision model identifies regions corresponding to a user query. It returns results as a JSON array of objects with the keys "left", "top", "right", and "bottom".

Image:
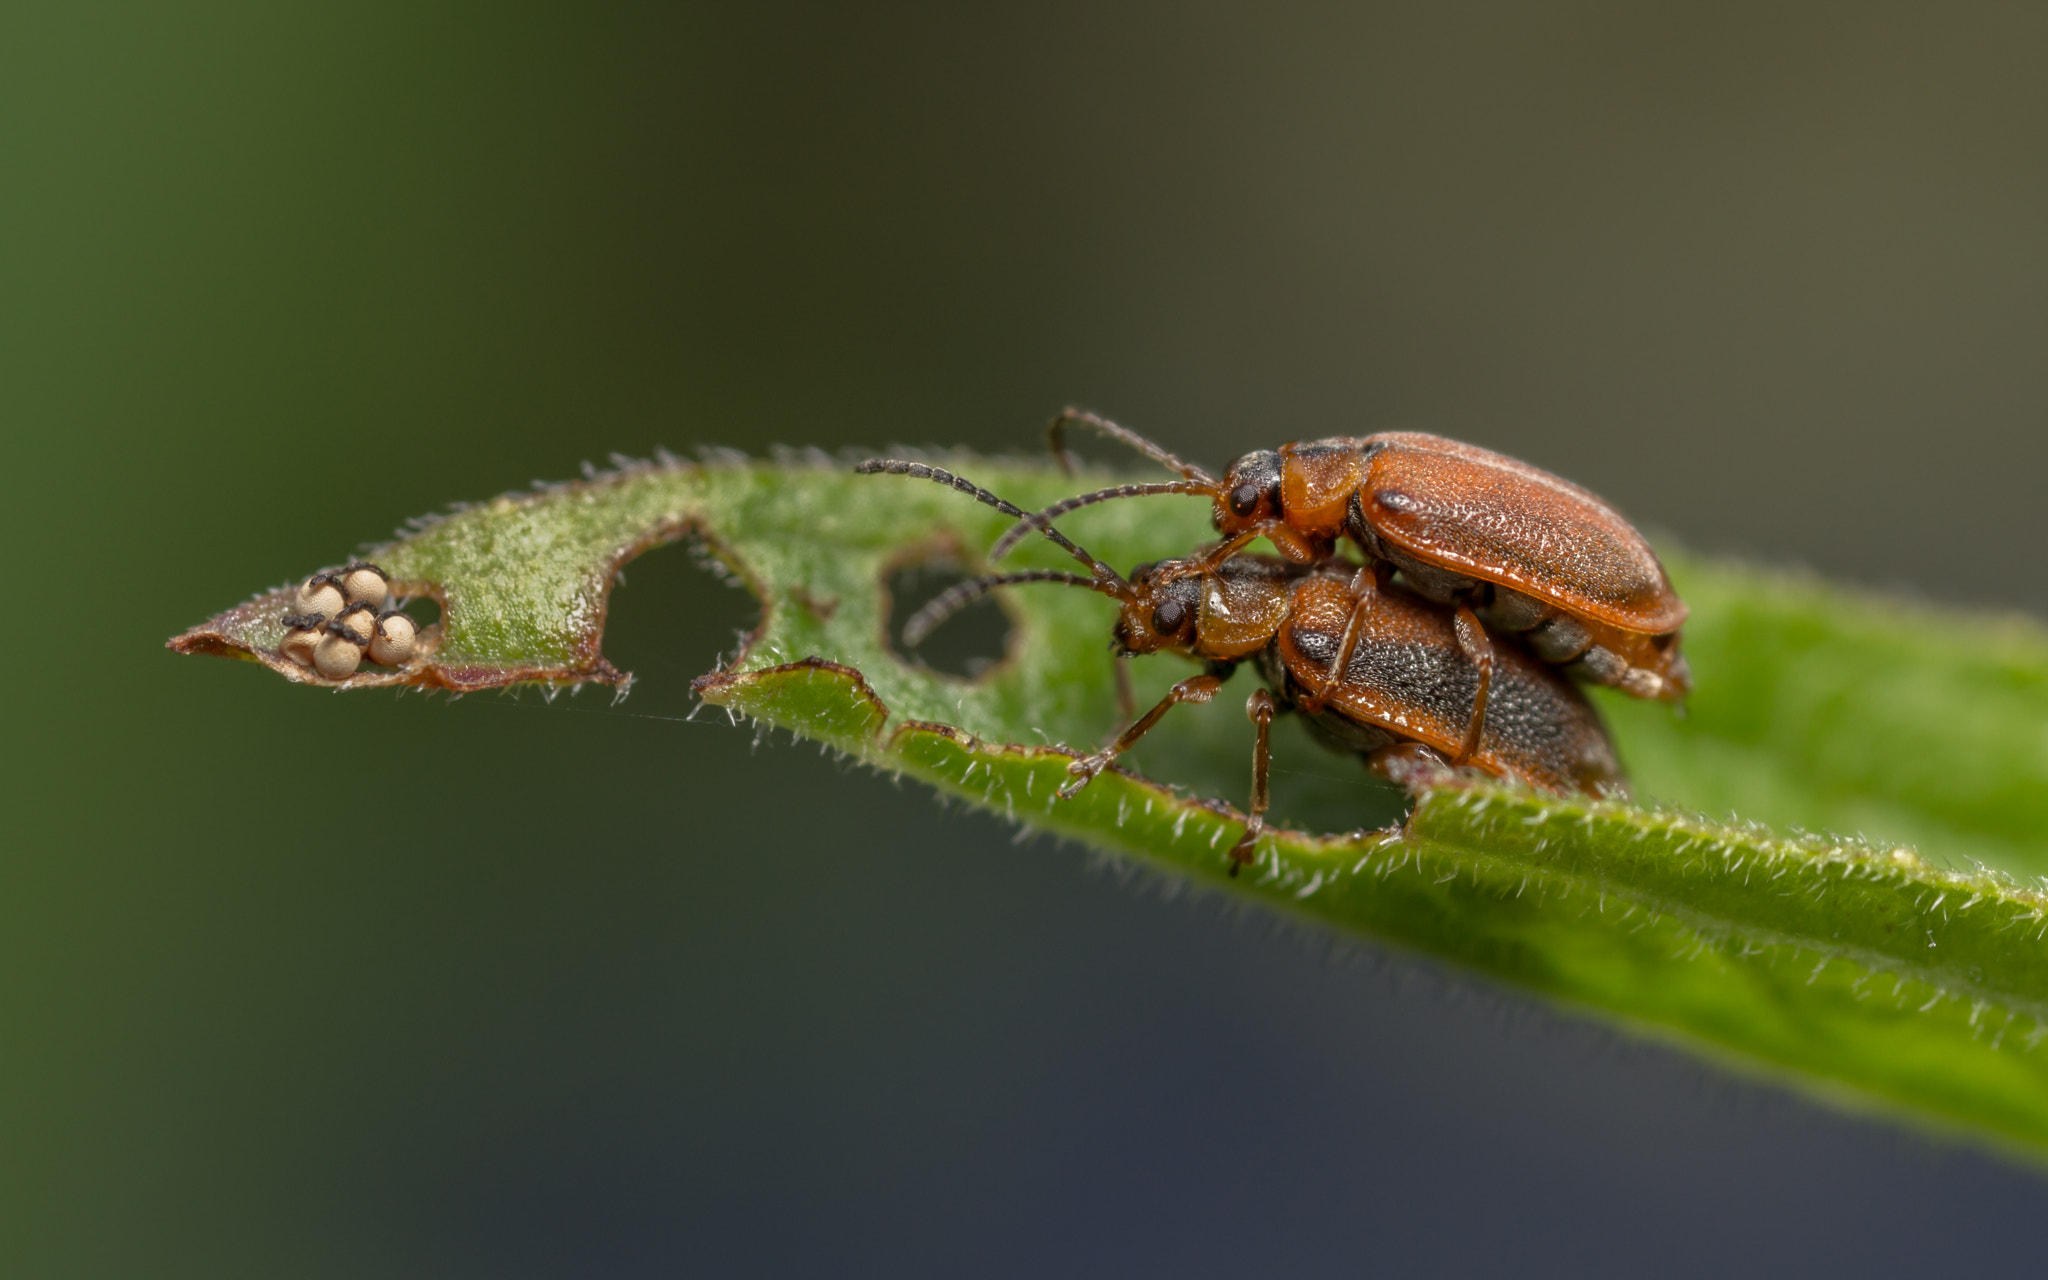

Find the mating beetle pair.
[
  {"left": 1001, "top": 409, "right": 1690, "bottom": 704},
  {"left": 860, "top": 409, "right": 1684, "bottom": 870}
]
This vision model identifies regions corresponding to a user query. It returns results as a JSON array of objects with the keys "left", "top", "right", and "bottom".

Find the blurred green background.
[{"left": 7, "top": 2, "right": 2048, "bottom": 1275}]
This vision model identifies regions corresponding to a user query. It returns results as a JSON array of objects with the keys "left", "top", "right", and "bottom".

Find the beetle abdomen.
[
  {"left": 1275, "top": 575, "right": 1622, "bottom": 795},
  {"left": 1357, "top": 432, "right": 1686, "bottom": 635}
]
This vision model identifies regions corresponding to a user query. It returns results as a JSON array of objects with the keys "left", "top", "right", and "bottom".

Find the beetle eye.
[
  {"left": 1228, "top": 484, "right": 1261, "bottom": 517},
  {"left": 1151, "top": 600, "right": 1188, "bottom": 634}
]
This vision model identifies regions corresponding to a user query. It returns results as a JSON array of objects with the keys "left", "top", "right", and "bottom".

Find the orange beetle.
[
  {"left": 860, "top": 458, "right": 1623, "bottom": 872},
  {"left": 991, "top": 410, "right": 1690, "bottom": 747}
]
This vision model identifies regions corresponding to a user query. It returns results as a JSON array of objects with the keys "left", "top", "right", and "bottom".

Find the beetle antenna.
[
  {"left": 902, "top": 571, "right": 1111, "bottom": 647},
  {"left": 855, "top": 459, "right": 1131, "bottom": 596},
  {"left": 1048, "top": 407, "right": 1219, "bottom": 486},
  {"left": 987, "top": 481, "right": 1216, "bottom": 563}
]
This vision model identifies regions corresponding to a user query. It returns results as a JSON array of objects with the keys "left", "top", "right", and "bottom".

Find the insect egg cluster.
[{"left": 278, "top": 562, "right": 419, "bottom": 679}]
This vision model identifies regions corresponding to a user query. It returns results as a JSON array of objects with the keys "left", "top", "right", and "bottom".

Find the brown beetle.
[
  {"left": 990, "top": 409, "right": 1689, "bottom": 742},
  {"left": 860, "top": 459, "right": 1623, "bottom": 872}
]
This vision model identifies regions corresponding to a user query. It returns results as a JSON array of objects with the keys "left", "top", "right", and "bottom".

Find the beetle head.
[
  {"left": 1111, "top": 560, "right": 1204, "bottom": 656},
  {"left": 1213, "top": 449, "right": 1284, "bottom": 536}
]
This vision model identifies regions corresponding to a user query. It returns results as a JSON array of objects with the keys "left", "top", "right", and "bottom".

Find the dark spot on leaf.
[{"left": 790, "top": 585, "right": 838, "bottom": 621}]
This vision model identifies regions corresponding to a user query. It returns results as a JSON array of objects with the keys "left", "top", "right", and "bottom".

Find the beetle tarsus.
[
  {"left": 1057, "top": 672, "right": 1226, "bottom": 800},
  {"left": 1058, "top": 753, "right": 1112, "bottom": 799}
]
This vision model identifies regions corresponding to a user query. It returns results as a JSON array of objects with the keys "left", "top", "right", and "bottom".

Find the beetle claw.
[{"left": 1058, "top": 755, "right": 1109, "bottom": 799}]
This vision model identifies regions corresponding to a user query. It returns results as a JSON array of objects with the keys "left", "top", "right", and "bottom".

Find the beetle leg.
[
  {"left": 1258, "top": 521, "right": 1322, "bottom": 563},
  {"left": 1059, "top": 673, "right": 1225, "bottom": 799},
  {"left": 1195, "top": 528, "right": 1263, "bottom": 572},
  {"left": 1300, "top": 567, "right": 1376, "bottom": 715},
  {"left": 1226, "top": 688, "right": 1276, "bottom": 875},
  {"left": 1366, "top": 741, "right": 1454, "bottom": 790},
  {"left": 1524, "top": 613, "right": 1593, "bottom": 663},
  {"left": 1113, "top": 656, "right": 1136, "bottom": 722},
  {"left": 1450, "top": 604, "right": 1494, "bottom": 766}
]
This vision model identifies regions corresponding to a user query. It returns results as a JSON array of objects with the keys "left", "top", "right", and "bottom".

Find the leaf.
[{"left": 171, "top": 453, "right": 2048, "bottom": 1156}]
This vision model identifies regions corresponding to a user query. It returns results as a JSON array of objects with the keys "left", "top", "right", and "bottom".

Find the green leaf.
[{"left": 170, "top": 454, "right": 2048, "bottom": 1155}]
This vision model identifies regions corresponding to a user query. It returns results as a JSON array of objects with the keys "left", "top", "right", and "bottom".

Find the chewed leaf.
[
  {"left": 168, "top": 467, "right": 714, "bottom": 690},
  {"left": 171, "top": 453, "right": 2048, "bottom": 1155}
]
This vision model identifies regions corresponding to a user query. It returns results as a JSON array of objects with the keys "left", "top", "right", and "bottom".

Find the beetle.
[
  {"left": 983, "top": 408, "right": 1689, "bottom": 754},
  {"left": 859, "top": 458, "right": 1623, "bottom": 872}
]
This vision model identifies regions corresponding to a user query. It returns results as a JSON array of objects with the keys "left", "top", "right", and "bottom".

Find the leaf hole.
[
  {"left": 601, "top": 535, "right": 764, "bottom": 716},
  {"left": 885, "top": 559, "right": 1015, "bottom": 679},
  {"left": 395, "top": 594, "right": 442, "bottom": 630}
]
